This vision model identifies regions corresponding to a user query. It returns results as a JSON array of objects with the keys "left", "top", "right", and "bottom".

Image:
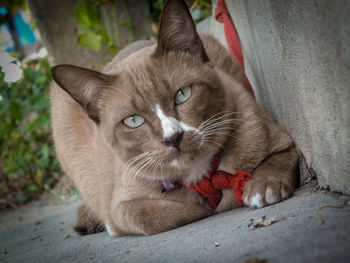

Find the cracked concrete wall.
[{"left": 199, "top": 0, "right": 350, "bottom": 194}]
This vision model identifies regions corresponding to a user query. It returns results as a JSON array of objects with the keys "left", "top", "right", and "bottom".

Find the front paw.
[
  {"left": 74, "top": 204, "right": 105, "bottom": 235},
  {"left": 243, "top": 176, "right": 293, "bottom": 208}
]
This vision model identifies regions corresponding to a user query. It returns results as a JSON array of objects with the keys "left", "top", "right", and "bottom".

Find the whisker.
[
  {"left": 199, "top": 112, "right": 243, "bottom": 129},
  {"left": 200, "top": 113, "right": 241, "bottom": 152},
  {"left": 126, "top": 157, "right": 150, "bottom": 183},
  {"left": 152, "top": 159, "right": 163, "bottom": 181},
  {"left": 202, "top": 115, "right": 242, "bottom": 124},
  {"left": 124, "top": 151, "right": 152, "bottom": 174},
  {"left": 123, "top": 151, "right": 156, "bottom": 183},
  {"left": 201, "top": 139, "right": 223, "bottom": 148},
  {"left": 203, "top": 132, "right": 239, "bottom": 141},
  {"left": 139, "top": 157, "right": 158, "bottom": 178},
  {"left": 132, "top": 155, "right": 156, "bottom": 180},
  {"left": 202, "top": 138, "right": 231, "bottom": 151},
  {"left": 202, "top": 127, "right": 237, "bottom": 135},
  {"left": 201, "top": 120, "right": 241, "bottom": 132},
  {"left": 199, "top": 111, "right": 238, "bottom": 126}
]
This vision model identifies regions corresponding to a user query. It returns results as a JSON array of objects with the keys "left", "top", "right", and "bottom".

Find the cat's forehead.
[
  {"left": 117, "top": 67, "right": 170, "bottom": 111},
  {"left": 121, "top": 54, "right": 203, "bottom": 91},
  {"left": 104, "top": 45, "right": 156, "bottom": 75},
  {"left": 102, "top": 65, "right": 169, "bottom": 115},
  {"left": 103, "top": 47, "right": 211, "bottom": 115}
]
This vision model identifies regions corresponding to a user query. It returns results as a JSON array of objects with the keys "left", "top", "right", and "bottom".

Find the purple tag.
[{"left": 160, "top": 179, "right": 178, "bottom": 192}]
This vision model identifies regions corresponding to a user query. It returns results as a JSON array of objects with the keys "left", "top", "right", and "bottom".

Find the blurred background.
[{"left": 0, "top": 0, "right": 212, "bottom": 210}]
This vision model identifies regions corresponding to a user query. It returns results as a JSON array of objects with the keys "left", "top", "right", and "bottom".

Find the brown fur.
[
  {"left": 50, "top": 0, "right": 297, "bottom": 236},
  {"left": 74, "top": 204, "right": 105, "bottom": 235}
]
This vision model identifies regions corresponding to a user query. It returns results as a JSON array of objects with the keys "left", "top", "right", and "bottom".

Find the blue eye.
[
  {"left": 175, "top": 86, "right": 192, "bottom": 105},
  {"left": 123, "top": 115, "right": 145, "bottom": 128}
]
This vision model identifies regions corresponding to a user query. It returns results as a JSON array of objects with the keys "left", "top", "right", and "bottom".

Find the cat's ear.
[
  {"left": 51, "top": 65, "right": 111, "bottom": 123},
  {"left": 154, "top": 0, "right": 209, "bottom": 62}
]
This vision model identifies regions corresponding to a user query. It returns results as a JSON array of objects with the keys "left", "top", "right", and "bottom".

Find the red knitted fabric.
[
  {"left": 183, "top": 155, "right": 252, "bottom": 208},
  {"left": 215, "top": 0, "right": 255, "bottom": 97}
]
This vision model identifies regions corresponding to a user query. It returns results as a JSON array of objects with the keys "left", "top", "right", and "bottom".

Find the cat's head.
[{"left": 51, "top": 0, "right": 234, "bottom": 182}]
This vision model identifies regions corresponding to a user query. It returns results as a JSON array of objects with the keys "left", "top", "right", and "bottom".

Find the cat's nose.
[{"left": 162, "top": 131, "right": 183, "bottom": 150}]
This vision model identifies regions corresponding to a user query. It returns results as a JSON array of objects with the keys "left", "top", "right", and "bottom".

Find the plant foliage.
[
  {"left": 144, "top": 0, "right": 212, "bottom": 24},
  {"left": 0, "top": 58, "right": 59, "bottom": 207},
  {"left": 73, "top": 0, "right": 211, "bottom": 53},
  {"left": 74, "top": 0, "right": 133, "bottom": 53}
]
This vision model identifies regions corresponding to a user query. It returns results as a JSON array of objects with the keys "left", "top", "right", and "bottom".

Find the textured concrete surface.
[
  {"left": 1, "top": 185, "right": 349, "bottom": 263},
  {"left": 199, "top": 0, "right": 350, "bottom": 194}
]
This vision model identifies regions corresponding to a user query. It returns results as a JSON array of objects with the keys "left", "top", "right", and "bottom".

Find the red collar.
[{"left": 161, "top": 154, "right": 252, "bottom": 209}]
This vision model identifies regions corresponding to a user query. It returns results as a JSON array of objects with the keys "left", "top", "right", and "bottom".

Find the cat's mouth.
[
  {"left": 164, "top": 137, "right": 215, "bottom": 165},
  {"left": 162, "top": 128, "right": 226, "bottom": 158}
]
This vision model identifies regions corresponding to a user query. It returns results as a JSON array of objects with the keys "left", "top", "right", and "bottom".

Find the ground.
[{"left": 0, "top": 182, "right": 349, "bottom": 263}]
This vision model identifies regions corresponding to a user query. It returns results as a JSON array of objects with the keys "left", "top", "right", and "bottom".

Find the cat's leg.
[
  {"left": 110, "top": 199, "right": 213, "bottom": 236},
  {"left": 74, "top": 203, "right": 105, "bottom": 235},
  {"left": 242, "top": 146, "right": 298, "bottom": 208}
]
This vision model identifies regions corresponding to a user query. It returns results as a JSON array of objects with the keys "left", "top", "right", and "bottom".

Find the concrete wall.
[{"left": 199, "top": 0, "right": 350, "bottom": 194}]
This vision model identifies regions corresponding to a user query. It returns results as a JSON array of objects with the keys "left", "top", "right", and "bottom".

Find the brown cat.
[{"left": 50, "top": 0, "right": 298, "bottom": 236}]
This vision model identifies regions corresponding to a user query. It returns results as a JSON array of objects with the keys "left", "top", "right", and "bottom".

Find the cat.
[{"left": 50, "top": 0, "right": 298, "bottom": 236}]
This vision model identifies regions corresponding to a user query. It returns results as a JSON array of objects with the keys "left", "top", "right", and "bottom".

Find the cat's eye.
[
  {"left": 123, "top": 115, "right": 145, "bottom": 128},
  {"left": 175, "top": 86, "right": 192, "bottom": 105}
]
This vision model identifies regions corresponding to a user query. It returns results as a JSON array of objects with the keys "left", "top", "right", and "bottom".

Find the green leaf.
[
  {"left": 76, "top": 25, "right": 93, "bottom": 37},
  {"left": 35, "top": 75, "right": 46, "bottom": 85},
  {"left": 40, "top": 144, "right": 50, "bottom": 168},
  {"left": 9, "top": 101, "right": 22, "bottom": 121},
  {"left": 32, "top": 96, "right": 49, "bottom": 111},
  {"left": 108, "top": 45, "right": 118, "bottom": 53},
  {"left": 27, "top": 114, "right": 49, "bottom": 132},
  {"left": 78, "top": 32, "right": 102, "bottom": 50},
  {"left": 74, "top": 3, "right": 92, "bottom": 26},
  {"left": 28, "top": 184, "right": 39, "bottom": 192},
  {"left": 74, "top": 0, "right": 100, "bottom": 27}
]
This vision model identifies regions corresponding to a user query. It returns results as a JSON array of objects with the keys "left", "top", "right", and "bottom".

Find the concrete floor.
[{"left": 0, "top": 184, "right": 349, "bottom": 263}]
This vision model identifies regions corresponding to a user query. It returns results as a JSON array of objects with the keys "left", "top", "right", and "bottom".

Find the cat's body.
[{"left": 50, "top": 0, "right": 297, "bottom": 236}]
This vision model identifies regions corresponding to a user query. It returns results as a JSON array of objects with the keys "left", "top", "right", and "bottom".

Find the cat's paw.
[
  {"left": 74, "top": 220, "right": 105, "bottom": 235},
  {"left": 242, "top": 176, "right": 293, "bottom": 208},
  {"left": 74, "top": 204, "right": 105, "bottom": 235},
  {"left": 105, "top": 221, "right": 117, "bottom": 237}
]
